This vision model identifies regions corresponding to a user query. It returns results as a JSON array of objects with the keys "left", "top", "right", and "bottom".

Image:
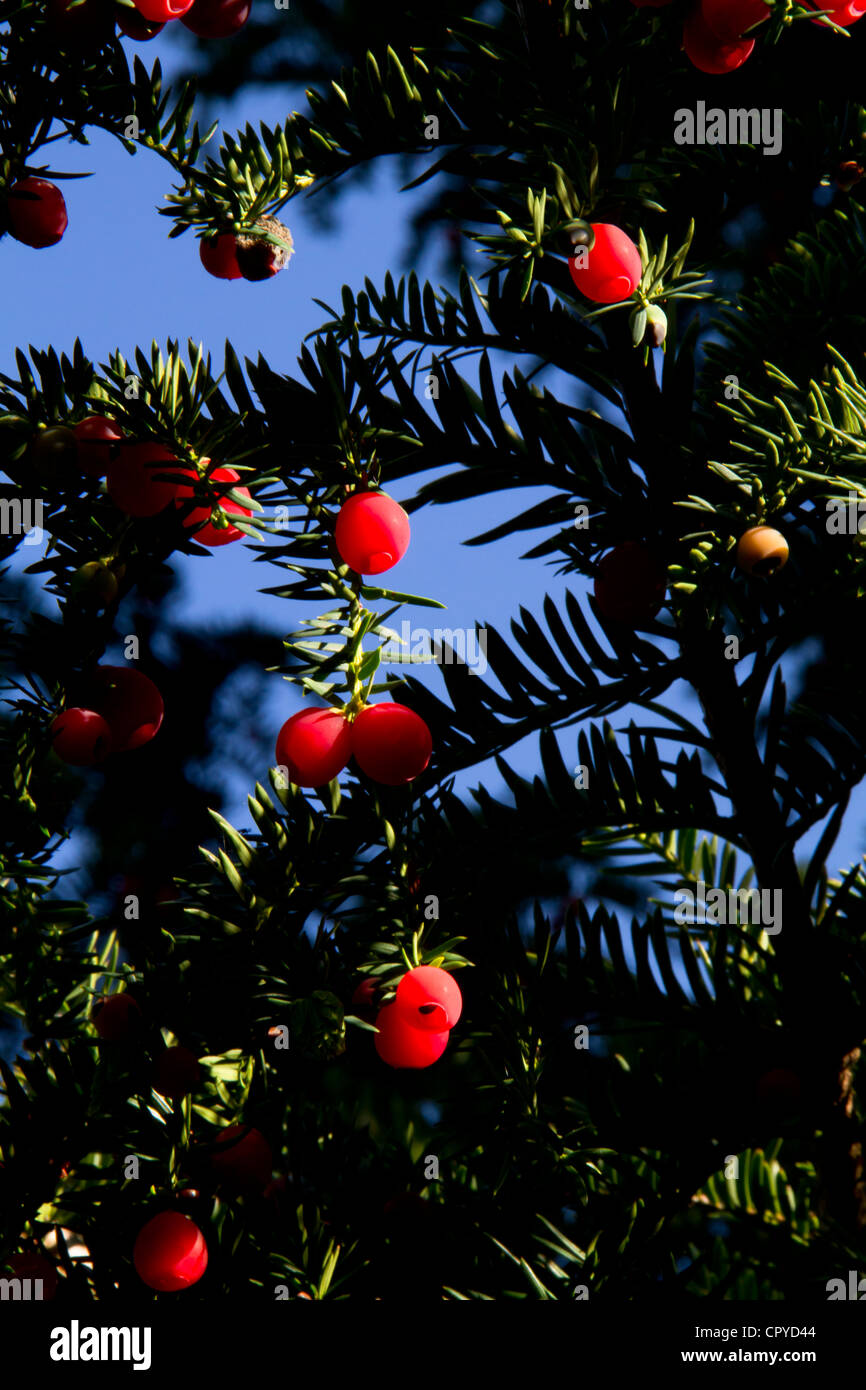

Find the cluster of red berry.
[
  {"left": 50, "top": 666, "right": 164, "bottom": 765},
  {"left": 354, "top": 965, "right": 463, "bottom": 1070},
  {"left": 633, "top": 0, "right": 865, "bottom": 74},
  {"left": 275, "top": 490, "right": 434, "bottom": 787},
  {"left": 34, "top": 416, "right": 253, "bottom": 538},
  {"left": 4, "top": 1, "right": 253, "bottom": 250},
  {"left": 90, "top": 992, "right": 274, "bottom": 1290}
]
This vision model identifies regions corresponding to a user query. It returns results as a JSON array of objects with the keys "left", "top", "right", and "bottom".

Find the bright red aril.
[
  {"left": 275, "top": 707, "right": 353, "bottom": 787},
  {"left": 350, "top": 703, "right": 433, "bottom": 785},
  {"left": 50, "top": 708, "right": 113, "bottom": 765},
  {"left": 133, "top": 1212, "right": 208, "bottom": 1291},
  {"left": 334, "top": 491, "right": 410, "bottom": 574}
]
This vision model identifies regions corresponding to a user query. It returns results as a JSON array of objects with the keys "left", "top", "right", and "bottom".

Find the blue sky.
[{"left": 4, "top": 22, "right": 865, "bottom": 915}]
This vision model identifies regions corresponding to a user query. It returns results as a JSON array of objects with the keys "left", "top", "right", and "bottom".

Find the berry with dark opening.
[
  {"left": 174, "top": 464, "right": 252, "bottom": 545},
  {"left": 569, "top": 223, "right": 642, "bottom": 304},
  {"left": 351, "top": 703, "right": 433, "bottom": 785},
  {"left": 393, "top": 965, "right": 463, "bottom": 1033},
  {"left": 152, "top": 1046, "right": 201, "bottom": 1100},
  {"left": 181, "top": 0, "right": 251, "bottom": 37},
  {"left": 74, "top": 415, "right": 123, "bottom": 478},
  {"left": 373, "top": 1004, "right": 449, "bottom": 1068},
  {"left": 275, "top": 707, "right": 353, "bottom": 787},
  {"left": 50, "top": 708, "right": 113, "bottom": 765},
  {"left": 199, "top": 232, "right": 242, "bottom": 279},
  {"left": 234, "top": 215, "right": 293, "bottom": 281},
  {"left": 93, "top": 992, "right": 143, "bottom": 1041},
  {"left": 736, "top": 525, "right": 789, "bottom": 576},
  {"left": 335, "top": 491, "right": 411, "bottom": 574},
  {"left": 133, "top": 1212, "right": 208, "bottom": 1291},
  {"left": 594, "top": 543, "right": 667, "bottom": 624},
  {"left": 83, "top": 666, "right": 164, "bottom": 751},
  {"left": 107, "top": 441, "right": 182, "bottom": 517}
]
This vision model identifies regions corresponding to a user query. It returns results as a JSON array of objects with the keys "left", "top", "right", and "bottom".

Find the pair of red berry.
[
  {"left": 276, "top": 703, "right": 433, "bottom": 788},
  {"left": 360, "top": 966, "right": 462, "bottom": 1070},
  {"left": 334, "top": 490, "right": 411, "bottom": 574},
  {"left": 198, "top": 221, "right": 294, "bottom": 282},
  {"left": 104, "top": 440, "right": 253, "bottom": 543},
  {"left": 50, "top": 666, "right": 164, "bottom": 766}
]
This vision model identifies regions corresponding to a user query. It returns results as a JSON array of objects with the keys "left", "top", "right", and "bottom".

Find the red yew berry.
[
  {"left": 131, "top": 0, "right": 194, "bottom": 20},
  {"left": 152, "top": 1046, "right": 201, "bottom": 1100},
  {"left": 6, "top": 177, "right": 68, "bottom": 249},
  {"left": 74, "top": 415, "right": 123, "bottom": 478},
  {"left": 93, "top": 992, "right": 143, "bottom": 1041},
  {"left": 275, "top": 707, "right": 353, "bottom": 787},
  {"left": 50, "top": 708, "right": 113, "bottom": 765},
  {"left": 174, "top": 464, "right": 252, "bottom": 545},
  {"left": 335, "top": 491, "right": 411, "bottom": 574},
  {"left": 373, "top": 1003, "right": 449, "bottom": 1069},
  {"left": 107, "top": 441, "right": 181, "bottom": 517},
  {"left": 115, "top": 3, "right": 165, "bottom": 35},
  {"left": 351, "top": 703, "right": 432, "bottom": 786},
  {"left": 83, "top": 666, "right": 164, "bottom": 752},
  {"left": 808, "top": 1, "right": 866, "bottom": 23},
  {"left": 199, "top": 232, "right": 242, "bottom": 279},
  {"left": 683, "top": 6, "right": 755, "bottom": 71},
  {"left": 5, "top": 1253, "right": 58, "bottom": 1300},
  {"left": 133, "top": 1212, "right": 208, "bottom": 1291},
  {"left": 350, "top": 979, "right": 378, "bottom": 1020},
  {"left": 210, "top": 1124, "right": 272, "bottom": 1190},
  {"left": 393, "top": 966, "right": 462, "bottom": 1033},
  {"left": 701, "top": 0, "right": 768, "bottom": 40},
  {"left": 181, "top": 0, "right": 251, "bottom": 37},
  {"left": 568, "top": 223, "right": 642, "bottom": 305},
  {"left": 594, "top": 543, "right": 667, "bottom": 624}
]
